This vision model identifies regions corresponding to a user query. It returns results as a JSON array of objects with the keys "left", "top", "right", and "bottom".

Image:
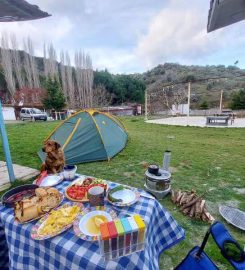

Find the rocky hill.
[{"left": 133, "top": 63, "right": 245, "bottom": 107}]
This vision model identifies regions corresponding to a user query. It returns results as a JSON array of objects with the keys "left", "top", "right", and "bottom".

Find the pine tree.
[
  {"left": 43, "top": 77, "right": 66, "bottom": 111},
  {"left": 230, "top": 89, "right": 245, "bottom": 110},
  {"left": 199, "top": 100, "right": 209, "bottom": 110}
]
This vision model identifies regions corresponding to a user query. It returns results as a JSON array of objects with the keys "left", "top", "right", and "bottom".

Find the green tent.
[{"left": 38, "top": 109, "right": 128, "bottom": 164}]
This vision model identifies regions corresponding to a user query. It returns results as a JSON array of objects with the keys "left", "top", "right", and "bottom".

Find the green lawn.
[{"left": 0, "top": 117, "right": 245, "bottom": 269}]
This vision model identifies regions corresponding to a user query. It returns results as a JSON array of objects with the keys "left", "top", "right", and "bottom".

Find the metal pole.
[
  {"left": 144, "top": 89, "right": 148, "bottom": 121},
  {"left": 187, "top": 82, "right": 191, "bottom": 125},
  {"left": 0, "top": 100, "right": 15, "bottom": 182},
  {"left": 219, "top": 90, "right": 223, "bottom": 113}
]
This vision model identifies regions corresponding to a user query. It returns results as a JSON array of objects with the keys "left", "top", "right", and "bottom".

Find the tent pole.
[{"left": 0, "top": 100, "right": 15, "bottom": 182}]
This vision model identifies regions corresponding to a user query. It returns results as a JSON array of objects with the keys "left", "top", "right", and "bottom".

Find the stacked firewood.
[{"left": 171, "top": 190, "right": 215, "bottom": 223}]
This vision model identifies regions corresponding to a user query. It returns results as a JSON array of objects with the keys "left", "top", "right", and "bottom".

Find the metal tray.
[
  {"left": 1, "top": 184, "right": 39, "bottom": 207},
  {"left": 219, "top": 205, "right": 245, "bottom": 231}
]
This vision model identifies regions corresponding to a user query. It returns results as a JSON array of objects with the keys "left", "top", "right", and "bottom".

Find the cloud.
[
  {"left": 1, "top": 0, "right": 245, "bottom": 73},
  {"left": 0, "top": 0, "right": 163, "bottom": 73},
  {"left": 136, "top": 0, "right": 245, "bottom": 69},
  {"left": 89, "top": 48, "right": 140, "bottom": 74},
  {"left": 0, "top": 17, "right": 73, "bottom": 55}
]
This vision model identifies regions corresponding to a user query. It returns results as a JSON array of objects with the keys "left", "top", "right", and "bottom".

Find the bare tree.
[
  {"left": 65, "top": 51, "right": 75, "bottom": 108},
  {"left": 60, "top": 50, "right": 68, "bottom": 101},
  {"left": 0, "top": 33, "right": 16, "bottom": 96},
  {"left": 0, "top": 33, "right": 94, "bottom": 109},
  {"left": 93, "top": 84, "right": 113, "bottom": 107},
  {"left": 10, "top": 34, "right": 25, "bottom": 89},
  {"left": 74, "top": 51, "right": 94, "bottom": 109},
  {"left": 43, "top": 43, "right": 49, "bottom": 79},
  {"left": 85, "top": 53, "right": 93, "bottom": 108},
  {"left": 47, "top": 43, "right": 59, "bottom": 80},
  {"left": 161, "top": 86, "right": 187, "bottom": 113},
  {"left": 74, "top": 51, "right": 84, "bottom": 107},
  {"left": 23, "top": 39, "right": 33, "bottom": 88},
  {"left": 24, "top": 37, "right": 40, "bottom": 88},
  {"left": 147, "top": 85, "right": 187, "bottom": 115},
  {"left": 43, "top": 43, "right": 59, "bottom": 81}
]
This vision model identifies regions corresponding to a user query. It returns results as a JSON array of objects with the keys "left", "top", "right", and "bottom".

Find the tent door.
[{"left": 62, "top": 118, "right": 81, "bottom": 151}]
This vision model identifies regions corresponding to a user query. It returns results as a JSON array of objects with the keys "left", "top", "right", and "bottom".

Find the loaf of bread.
[
  {"left": 38, "top": 195, "right": 59, "bottom": 209},
  {"left": 46, "top": 187, "right": 60, "bottom": 197},
  {"left": 35, "top": 188, "right": 47, "bottom": 197},
  {"left": 15, "top": 203, "right": 40, "bottom": 223},
  {"left": 14, "top": 187, "right": 61, "bottom": 223}
]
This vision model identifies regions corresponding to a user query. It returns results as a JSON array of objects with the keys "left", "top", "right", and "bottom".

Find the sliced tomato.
[{"left": 67, "top": 185, "right": 87, "bottom": 200}]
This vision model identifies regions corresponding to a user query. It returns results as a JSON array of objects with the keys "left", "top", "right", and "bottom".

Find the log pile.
[{"left": 171, "top": 190, "right": 215, "bottom": 223}]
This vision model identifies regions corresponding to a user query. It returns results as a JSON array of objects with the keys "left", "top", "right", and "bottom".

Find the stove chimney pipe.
[{"left": 163, "top": 150, "right": 171, "bottom": 172}]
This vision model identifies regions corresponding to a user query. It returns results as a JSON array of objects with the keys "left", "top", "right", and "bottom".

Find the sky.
[{"left": 0, "top": 0, "right": 245, "bottom": 74}]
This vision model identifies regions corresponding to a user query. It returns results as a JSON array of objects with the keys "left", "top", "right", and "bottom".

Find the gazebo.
[{"left": 0, "top": 0, "right": 50, "bottom": 188}]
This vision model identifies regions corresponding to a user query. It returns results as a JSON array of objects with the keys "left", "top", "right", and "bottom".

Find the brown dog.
[{"left": 41, "top": 140, "right": 65, "bottom": 174}]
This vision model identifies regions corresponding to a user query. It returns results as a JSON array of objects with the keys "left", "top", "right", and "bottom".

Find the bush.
[
  {"left": 199, "top": 100, "right": 209, "bottom": 110},
  {"left": 230, "top": 89, "right": 245, "bottom": 110}
]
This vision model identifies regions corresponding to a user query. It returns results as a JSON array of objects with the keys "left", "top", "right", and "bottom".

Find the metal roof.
[
  {"left": 207, "top": 0, "right": 245, "bottom": 32},
  {"left": 0, "top": 0, "right": 51, "bottom": 22}
]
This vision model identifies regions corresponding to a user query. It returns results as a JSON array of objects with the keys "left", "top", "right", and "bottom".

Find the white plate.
[
  {"left": 112, "top": 189, "right": 136, "bottom": 204},
  {"left": 107, "top": 186, "right": 141, "bottom": 207},
  {"left": 79, "top": 210, "right": 112, "bottom": 236},
  {"left": 73, "top": 206, "right": 117, "bottom": 241},
  {"left": 39, "top": 175, "right": 63, "bottom": 187}
]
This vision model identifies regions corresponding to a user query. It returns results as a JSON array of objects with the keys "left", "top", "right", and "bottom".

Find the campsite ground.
[{"left": 0, "top": 117, "right": 244, "bottom": 269}]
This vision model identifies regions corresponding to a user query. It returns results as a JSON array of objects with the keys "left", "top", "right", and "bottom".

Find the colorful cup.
[{"left": 88, "top": 185, "right": 105, "bottom": 206}]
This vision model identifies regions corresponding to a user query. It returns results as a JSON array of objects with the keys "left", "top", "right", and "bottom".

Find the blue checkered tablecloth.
[{"left": 0, "top": 178, "right": 185, "bottom": 270}]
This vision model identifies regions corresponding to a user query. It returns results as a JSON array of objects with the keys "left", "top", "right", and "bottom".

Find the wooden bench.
[{"left": 206, "top": 116, "right": 229, "bottom": 126}]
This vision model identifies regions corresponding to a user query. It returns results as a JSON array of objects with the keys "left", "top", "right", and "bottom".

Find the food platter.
[
  {"left": 17, "top": 192, "right": 64, "bottom": 224},
  {"left": 34, "top": 174, "right": 63, "bottom": 187},
  {"left": 31, "top": 203, "right": 83, "bottom": 240},
  {"left": 15, "top": 187, "right": 64, "bottom": 224},
  {"left": 1, "top": 184, "right": 39, "bottom": 207},
  {"left": 73, "top": 206, "right": 117, "bottom": 241},
  {"left": 219, "top": 205, "right": 245, "bottom": 231},
  {"left": 65, "top": 176, "right": 107, "bottom": 202},
  {"left": 107, "top": 185, "right": 140, "bottom": 207}
]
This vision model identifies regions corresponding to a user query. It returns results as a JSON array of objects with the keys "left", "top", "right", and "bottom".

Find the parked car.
[{"left": 20, "top": 108, "right": 47, "bottom": 121}]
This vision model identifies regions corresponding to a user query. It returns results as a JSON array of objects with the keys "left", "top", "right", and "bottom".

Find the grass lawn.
[{"left": 0, "top": 117, "right": 245, "bottom": 269}]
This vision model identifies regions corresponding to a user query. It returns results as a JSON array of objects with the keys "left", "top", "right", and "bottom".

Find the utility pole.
[
  {"left": 219, "top": 90, "right": 223, "bottom": 113},
  {"left": 144, "top": 89, "right": 148, "bottom": 121},
  {"left": 187, "top": 82, "right": 191, "bottom": 125}
]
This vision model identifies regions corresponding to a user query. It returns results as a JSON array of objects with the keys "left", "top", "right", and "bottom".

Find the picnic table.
[
  {"left": 206, "top": 116, "right": 229, "bottom": 126},
  {"left": 0, "top": 177, "right": 185, "bottom": 270}
]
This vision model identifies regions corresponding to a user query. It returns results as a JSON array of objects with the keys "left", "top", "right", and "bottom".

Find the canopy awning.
[
  {"left": 207, "top": 0, "right": 245, "bottom": 32},
  {"left": 0, "top": 0, "right": 51, "bottom": 22}
]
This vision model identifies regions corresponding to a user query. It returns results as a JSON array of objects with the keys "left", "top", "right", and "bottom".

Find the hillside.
[
  {"left": 1, "top": 47, "right": 245, "bottom": 108},
  {"left": 133, "top": 63, "right": 245, "bottom": 108}
]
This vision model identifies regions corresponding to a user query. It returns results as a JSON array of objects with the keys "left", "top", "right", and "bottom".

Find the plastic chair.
[{"left": 175, "top": 221, "right": 245, "bottom": 270}]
